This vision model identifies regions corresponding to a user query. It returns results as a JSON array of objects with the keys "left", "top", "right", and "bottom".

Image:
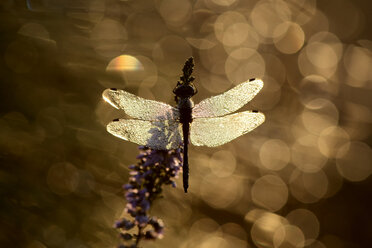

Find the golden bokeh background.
[{"left": 1, "top": 0, "right": 371, "bottom": 247}]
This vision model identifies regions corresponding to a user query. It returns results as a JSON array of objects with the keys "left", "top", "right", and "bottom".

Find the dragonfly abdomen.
[
  {"left": 178, "top": 98, "right": 193, "bottom": 193},
  {"left": 182, "top": 122, "right": 190, "bottom": 193}
]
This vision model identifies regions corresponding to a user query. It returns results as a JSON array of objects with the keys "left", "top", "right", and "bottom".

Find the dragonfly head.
[
  {"left": 173, "top": 57, "right": 197, "bottom": 101},
  {"left": 173, "top": 83, "right": 197, "bottom": 99}
]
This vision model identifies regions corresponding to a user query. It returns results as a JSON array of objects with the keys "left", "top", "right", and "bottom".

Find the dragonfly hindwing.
[
  {"left": 190, "top": 111, "right": 265, "bottom": 147},
  {"left": 107, "top": 119, "right": 183, "bottom": 150}
]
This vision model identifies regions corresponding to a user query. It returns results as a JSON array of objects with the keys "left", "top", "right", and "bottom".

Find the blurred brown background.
[{"left": 0, "top": 0, "right": 371, "bottom": 247}]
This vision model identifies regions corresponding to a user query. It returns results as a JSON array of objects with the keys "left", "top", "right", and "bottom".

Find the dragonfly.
[{"left": 102, "top": 58, "right": 265, "bottom": 193}]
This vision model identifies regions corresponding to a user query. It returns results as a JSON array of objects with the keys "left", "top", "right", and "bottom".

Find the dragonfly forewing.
[
  {"left": 103, "top": 88, "right": 180, "bottom": 121},
  {"left": 190, "top": 111, "right": 265, "bottom": 147},
  {"left": 107, "top": 119, "right": 183, "bottom": 150},
  {"left": 192, "top": 79, "right": 263, "bottom": 118}
]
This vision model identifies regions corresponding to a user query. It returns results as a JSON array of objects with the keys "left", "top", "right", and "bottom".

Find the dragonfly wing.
[
  {"left": 190, "top": 111, "right": 265, "bottom": 147},
  {"left": 103, "top": 88, "right": 180, "bottom": 121},
  {"left": 107, "top": 119, "right": 183, "bottom": 150},
  {"left": 192, "top": 78, "right": 263, "bottom": 118}
]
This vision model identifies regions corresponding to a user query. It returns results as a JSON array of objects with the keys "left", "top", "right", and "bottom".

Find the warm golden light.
[
  {"left": 260, "top": 139, "right": 290, "bottom": 170},
  {"left": 1, "top": 0, "right": 371, "bottom": 247},
  {"left": 251, "top": 175, "right": 288, "bottom": 211},
  {"left": 274, "top": 22, "right": 305, "bottom": 54},
  {"left": 336, "top": 142, "right": 372, "bottom": 182},
  {"left": 106, "top": 55, "right": 143, "bottom": 72},
  {"left": 286, "top": 209, "right": 320, "bottom": 242}
]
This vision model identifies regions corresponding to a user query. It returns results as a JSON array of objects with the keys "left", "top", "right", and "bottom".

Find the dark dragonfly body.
[
  {"left": 173, "top": 69, "right": 197, "bottom": 192},
  {"left": 102, "top": 57, "right": 265, "bottom": 193},
  {"left": 178, "top": 98, "right": 193, "bottom": 192}
]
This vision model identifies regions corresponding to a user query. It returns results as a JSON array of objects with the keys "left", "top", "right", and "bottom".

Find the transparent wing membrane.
[
  {"left": 103, "top": 88, "right": 180, "bottom": 121},
  {"left": 192, "top": 79, "right": 263, "bottom": 118},
  {"left": 107, "top": 119, "right": 183, "bottom": 150},
  {"left": 190, "top": 111, "right": 265, "bottom": 147},
  {"left": 104, "top": 79, "right": 264, "bottom": 149}
]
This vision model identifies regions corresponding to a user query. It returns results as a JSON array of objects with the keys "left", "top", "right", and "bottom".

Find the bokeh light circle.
[
  {"left": 274, "top": 22, "right": 305, "bottom": 54},
  {"left": 318, "top": 126, "right": 350, "bottom": 158},
  {"left": 336, "top": 142, "right": 372, "bottom": 182},
  {"left": 200, "top": 175, "right": 242, "bottom": 209},
  {"left": 153, "top": 35, "right": 192, "bottom": 75},
  {"left": 251, "top": 75, "right": 282, "bottom": 111},
  {"left": 289, "top": 169, "right": 328, "bottom": 203},
  {"left": 104, "top": 55, "right": 157, "bottom": 88},
  {"left": 214, "top": 11, "right": 248, "bottom": 47},
  {"left": 250, "top": 212, "right": 288, "bottom": 248},
  {"left": 208, "top": 150, "right": 237, "bottom": 177},
  {"left": 306, "top": 42, "right": 338, "bottom": 69},
  {"left": 291, "top": 135, "right": 328, "bottom": 173},
  {"left": 225, "top": 48, "right": 265, "bottom": 84},
  {"left": 273, "top": 225, "right": 305, "bottom": 248},
  {"left": 301, "top": 98, "right": 339, "bottom": 135},
  {"left": 297, "top": 34, "right": 341, "bottom": 78},
  {"left": 250, "top": 0, "right": 291, "bottom": 40},
  {"left": 343, "top": 45, "right": 372, "bottom": 87},
  {"left": 259, "top": 139, "right": 290, "bottom": 171},
  {"left": 298, "top": 75, "right": 336, "bottom": 105},
  {"left": 286, "top": 209, "right": 320, "bottom": 242},
  {"left": 189, "top": 218, "right": 220, "bottom": 240},
  {"left": 90, "top": 18, "right": 127, "bottom": 58},
  {"left": 106, "top": 55, "right": 144, "bottom": 72},
  {"left": 18, "top": 22, "right": 50, "bottom": 40},
  {"left": 251, "top": 175, "right": 288, "bottom": 211},
  {"left": 157, "top": 0, "right": 192, "bottom": 27}
]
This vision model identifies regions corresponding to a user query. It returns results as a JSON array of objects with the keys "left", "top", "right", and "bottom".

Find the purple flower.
[
  {"left": 135, "top": 215, "right": 149, "bottom": 227},
  {"left": 115, "top": 146, "right": 183, "bottom": 247},
  {"left": 120, "top": 233, "right": 133, "bottom": 240},
  {"left": 115, "top": 218, "right": 135, "bottom": 230},
  {"left": 123, "top": 184, "right": 133, "bottom": 190}
]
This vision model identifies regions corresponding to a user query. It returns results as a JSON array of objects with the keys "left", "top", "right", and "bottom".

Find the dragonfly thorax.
[{"left": 178, "top": 98, "right": 194, "bottom": 124}]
